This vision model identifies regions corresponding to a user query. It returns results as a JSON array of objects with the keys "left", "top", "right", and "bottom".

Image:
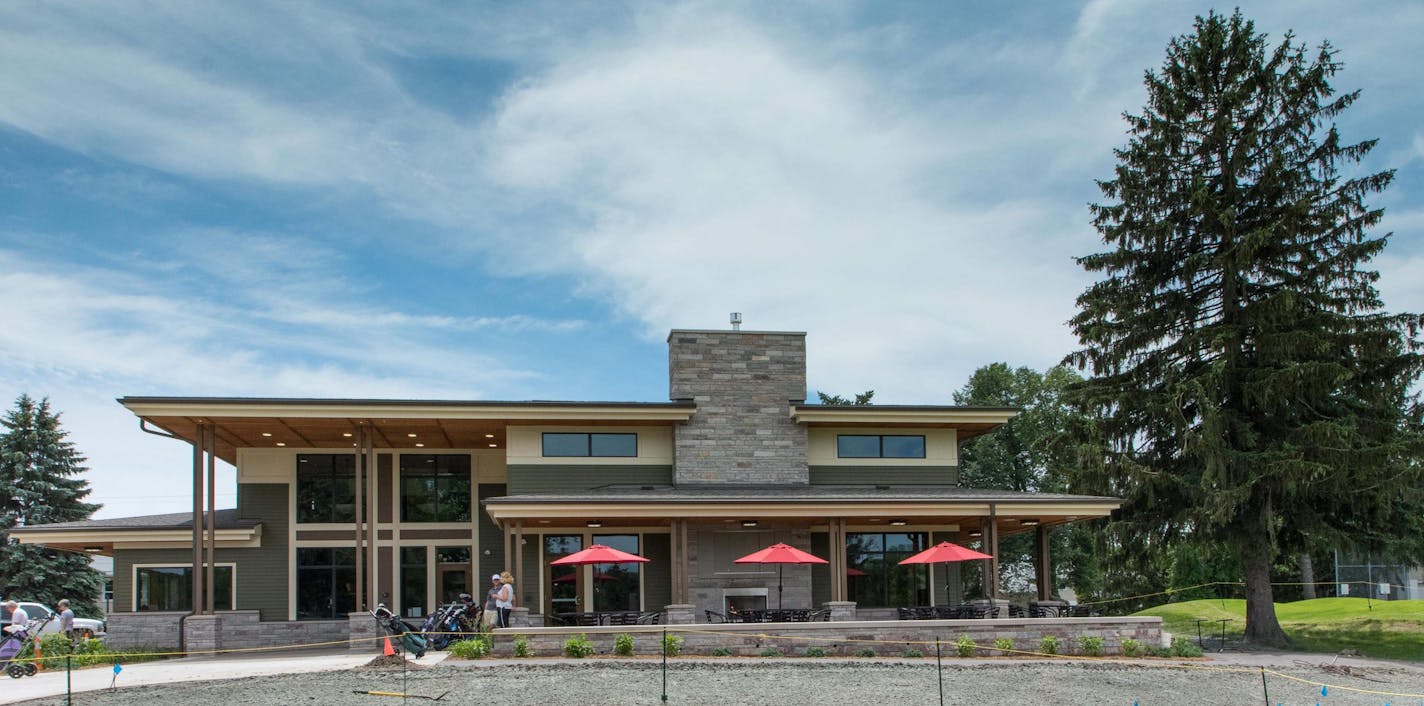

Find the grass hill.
[{"left": 1134, "top": 597, "right": 1423, "bottom": 661}]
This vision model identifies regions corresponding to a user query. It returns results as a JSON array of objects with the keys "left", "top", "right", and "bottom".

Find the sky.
[{"left": 2, "top": 1, "right": 1421, "bottom": 519}]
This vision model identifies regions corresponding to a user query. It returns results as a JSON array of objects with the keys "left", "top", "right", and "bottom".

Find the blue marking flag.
[{"left": 1321, "top": 685, "right": 1328, "bottom": 696}]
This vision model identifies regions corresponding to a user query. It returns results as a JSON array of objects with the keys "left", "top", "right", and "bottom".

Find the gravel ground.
[{"left": 14, "top": 657, "right": 1424, "bottom": 705}]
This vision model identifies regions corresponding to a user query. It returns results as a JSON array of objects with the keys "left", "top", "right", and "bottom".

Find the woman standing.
[{"left": 495, "top": 571, "right": 515, "bottom": 628}]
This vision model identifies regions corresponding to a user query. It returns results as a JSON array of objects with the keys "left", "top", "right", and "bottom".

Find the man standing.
[
  {"left": 57, "top": 599, "right": 75, "bottom": 642},
  {"left": 3, "top": 601, "right": 28, "bottom": 635}
]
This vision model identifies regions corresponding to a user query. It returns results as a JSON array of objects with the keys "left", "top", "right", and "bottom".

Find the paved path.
[{"left": 0, "top": 649, "right": 450, "bottom": 704}]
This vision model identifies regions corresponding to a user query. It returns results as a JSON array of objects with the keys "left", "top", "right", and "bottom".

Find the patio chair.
[
  {"left": 933, "top": 606, "right": 959, "bottom": 619},
  {"left": 574, "top": 612, "right": 603, "bottom": 626},
  {"left": 913, "top": 606, "right": 938, "bottom": 620},
  {"left": 704, "top": 610, "right": 727, "bottom": 623},
  {"left": 606, "top": 611, "right": 641, "bottom": 625},
  {"left": 897, "top": 607, "right": 914, "bottom": 620},
  {"left": 1007, "top": 604, "right": 1026, "bottom": 618},
  {"left": 807, "top": 609, "right": 831, "bottom": 622},
  {"left": 637, "top": 611, "right": 662, "bottom": 625}
]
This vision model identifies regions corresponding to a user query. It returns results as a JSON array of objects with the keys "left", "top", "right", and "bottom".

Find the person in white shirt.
[{"left": 3, "top": 601, "right": 28, "bottom": 634}]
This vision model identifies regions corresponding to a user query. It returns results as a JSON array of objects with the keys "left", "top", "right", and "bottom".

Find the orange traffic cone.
[
  {"left": 34, "top": 642, "right": 42, "bottom": 672},
  {"left": 382, "top": 637, "right": 394, "bottom": 656}
]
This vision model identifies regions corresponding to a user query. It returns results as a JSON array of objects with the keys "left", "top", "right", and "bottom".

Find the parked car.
[{"left": 0, "top": 602, "right": 106, "bottom": 639}]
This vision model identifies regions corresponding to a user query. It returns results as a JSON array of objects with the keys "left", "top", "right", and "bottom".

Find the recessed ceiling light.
[
  {"left": 415, "top": 443, "right": 425, "bottom": 447},
  {"left": 261, "top": 432, "right": 272, "bottom": 437},
  {"left": 890, "top": 519, "right": 907, "bottom": 526},
  {"left": 488, "top": 443, "right": 498, "bottom": 448},
  {"left": 342, "top": 432, "right": 353, "bottom": 438},
  {"left": 407, "top": 433, "right": 417, "bottom": 438},
  {"left": 485, "top": 433, "right": 495, "bottom": 438},
  {"left": 741, "top": 520, "right": 758, "bottom": 528},
  {"left": 586, "top": 520, "right": 602, "bottom": 528},
  {"left": 275, "top": 442, "right": 286, "bottom": 447}
]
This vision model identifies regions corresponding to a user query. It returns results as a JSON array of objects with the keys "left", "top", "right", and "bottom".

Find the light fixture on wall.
[
  {"left": 1020, "top": 519, "right": 1041, "bottom": 527},
  {"left": 889, "top": 519, "right": 907, "bottom": 526},
  {"left": 587, "top": 520, "right": 603, "bottom": 528},
  {"left": 740, "top": 520, "right": 758, "bottom": 528}
]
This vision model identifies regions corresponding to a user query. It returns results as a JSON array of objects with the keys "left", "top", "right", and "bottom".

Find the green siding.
[
  {"left": 808, "top": 465, "right": 959, "bottom": 485},
  {"left": 112, "top": 483, "right": 289, "bottom": 620},
  {"left": 476, "top": 483, "right": 506, "bottom": 581},
  {"left": 520, "top": 537, "right": 540, "bottom": 610},
  {"left": 506, "top": 465, "right": 672, "bottom": 494},
  {"left": 810, "top": 532, "right": 830, "bottom": 607},
  {"left": 642, "top": 533, "right": 671, "bottom": 610}
]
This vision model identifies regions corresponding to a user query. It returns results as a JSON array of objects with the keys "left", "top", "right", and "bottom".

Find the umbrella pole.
[{"left": 778, "top": 565, "right": 784, "bottom": 610}]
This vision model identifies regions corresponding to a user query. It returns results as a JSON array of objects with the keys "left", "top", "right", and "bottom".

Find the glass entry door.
[
  {"left": 544, "top": 535, "right": 583, "bottom": 617},
  {"left": 437, "top": 546, "right": 472, "bottom": 604}
]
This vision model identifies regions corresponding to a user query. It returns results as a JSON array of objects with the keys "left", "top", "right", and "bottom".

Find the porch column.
[
  {"left": 191, "top": 423, "right": 205, "bottom": 615},
  {"left": 204, "top": 423, "right": 217, "bottom": 614},
  {"left": 669, "top": 519, "right": 685, "bottom": 604},
  {"left": 982, "top": 505, "right": 1000, "bottom": 600},
  {"left": 1035, "top": 525, "right": 1053, "bottom": 601},
  {"left": 353, "top": 426, "right": 364, "bottom": 612},
  {"left": 364, "top": 430, "right": 377, "bottom": 611},
  {"left": 514, "top": 520, "right": 525, "bottom": 605},
  {"left": 831, "top": 518, "right": 848, "bottom": 602}
]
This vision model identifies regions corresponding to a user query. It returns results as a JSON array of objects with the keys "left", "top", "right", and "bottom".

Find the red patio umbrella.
[
  {"left": 733, "top": 543, "right": 828, "bottom": 609},
  {"left": 898, "top": 541, "right": 993, "bottom": 605},
  {"left": 550, "top": 544, "right": 650, "bottom": 611}
]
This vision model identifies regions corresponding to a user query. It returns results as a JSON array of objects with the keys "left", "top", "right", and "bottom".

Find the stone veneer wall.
[
  {"left": 106, "top": 611, "right": 348, "bottom": 651},
  {"left": 484, "top": 616, "right": 1162, "bottom": 657},
  {"left": 668, "top": 330, "right": 809, "bottom": 485}
]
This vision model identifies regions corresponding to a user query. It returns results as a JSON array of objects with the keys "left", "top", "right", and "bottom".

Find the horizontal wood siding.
[
  {"left": 807, "top": 465, "right": 959, "bottom": 485},
  {"left": 113, "top": 484, "right": 289, "bottom": 620},
  {"left": 642, "top": 533, "right": 671, "bottom": 611},
  {"left": 506, "top": 465, "right": 673, "bottom": 495},
  {"left": 477, "top": 483, "right": 506, "bottom": 581}
]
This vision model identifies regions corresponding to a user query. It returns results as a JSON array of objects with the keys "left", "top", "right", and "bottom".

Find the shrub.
[
  {"left": 760, "top": 647, "right": 783, "bottom": 657},
  {"left": 1039, "top": 635, "right": 1058, "bottom": 655},
  {"left": 854, "top": 647, "right": 876, "bottom": 658},
  {"left": 1079, "top": 636, "right": 1104, "bottom": 657},
  {"left": 448, "top": 637, "right": 491, "bottom": 659},
  {"left": 1120, "top": 638, "right": 1143, "bottom": 658},
  {"left": 1146, "top": 646, "right": 1173, "bottom": 658},
  {"left": 955, "top": 635, "right": 976, "bottom": 658},
  {"left": 30, "top": 635, "right": 148, "bottom": 668},
  {"left": 563, "top": 634, "right": 596, "bottom": 658},
  {"left": 803, "top": 646, "right": 827, "bottom": 657},
  {"left": 513, "top": 634, "right": 532, "bottom": 658},
  {"left": 710, "top": 647, "right": 732, "bottom": 656},
  {"left": 993, "top": 637, "right": 1015, "bottom": 655},
  {"left": 1170, "top": 636, "right": 1203, "bottom": 658},
  {"left": 614, "top": 633, "right": 635, "bottom": 656},
  {"left": 661, "top": 633, "right": 683, "bottom": 657},
  {"left": 903, "top": 649, "right": 924, "bottom": 658}
]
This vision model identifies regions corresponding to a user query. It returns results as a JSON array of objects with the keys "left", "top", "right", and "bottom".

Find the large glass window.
[
  {"left": 296, "top": 454, "right": 356, "bottom": 523},
  {"left": 592, "top": 534, "right": 641, "bottom": 612},
  {"left": 541, "top": 433, "right": 637, "bottom": 457},
  {"left": 545, "top": 535, "right": 583, "bottom": 617},
  {"left": 836, "top": 435, "right": 926, "bottom": 459},
  {"left": 400, "top": 455, "right": 472, "bottom": 522},
  {"left": 847, "top": 532, "right": 929, "bottom": 607},
  {"left": 400, "top": 547, "right": 427, "bottom": 618},
  {"left": 134, "top": 566, "right": 234, "bottom": 611},
  {"left": 296, "top": 548, "right": 357, "bottom": 619}
]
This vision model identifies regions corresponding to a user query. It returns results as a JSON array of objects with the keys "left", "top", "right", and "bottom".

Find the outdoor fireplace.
[{"left": 723, "top": 587, "right": 768, "bottom": 615}]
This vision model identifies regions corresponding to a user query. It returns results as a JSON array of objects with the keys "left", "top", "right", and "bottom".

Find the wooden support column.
[
  {"left": 191, "top": 423, "right": 205, "bottom": 615},
  {"left": 831, "top": 519, "right": 848, "bottom": 602},
  {"left": 983, "top": 505, "right": 1000, "bottom": 600},
  {"left": 678, "top": 520, "right": 690, "bottom": 604},
  {"left": 514, "top": 521, "right": 525, "bottom": 602},
  {"left": 1035, "top": 525, "right": 1053, "bottom": 601},
  {"left": 353, "top": 426, "right": 365, "bottom": 612},
  {"left": 669, "top": 520, "right": 684, "bottom": 604},
  {"left": 204, "top": 424, "right": 216, "bottom": 614},
  {"left": 365, "top": 431, "right": 377, "bottom": 611}
]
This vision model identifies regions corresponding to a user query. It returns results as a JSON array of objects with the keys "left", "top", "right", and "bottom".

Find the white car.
[{"left": 0, "top": 602, "right": 106, "bottom": 639}]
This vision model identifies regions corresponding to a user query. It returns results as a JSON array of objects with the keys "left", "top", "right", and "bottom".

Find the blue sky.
[{"left": 2, "top": 1, "right": 1421, "bottom": 518}]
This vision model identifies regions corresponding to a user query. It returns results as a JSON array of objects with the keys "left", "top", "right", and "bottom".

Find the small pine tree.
[{"left": 0, "top": 395, "right": 104, "bottom": 616}]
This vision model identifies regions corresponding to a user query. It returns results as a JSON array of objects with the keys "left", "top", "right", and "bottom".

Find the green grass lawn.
[{"left": 1134, "top": 597, "right": 1424, "bottom": 661}]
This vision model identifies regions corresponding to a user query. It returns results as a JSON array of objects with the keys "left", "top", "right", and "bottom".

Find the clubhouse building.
[{"left": 14, "top": 328, "right": 1121, "bottom": 649}]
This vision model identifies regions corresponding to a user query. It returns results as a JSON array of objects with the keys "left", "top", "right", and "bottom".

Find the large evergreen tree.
[
  {"left": 0, "top": 395, "right": 105, "bottom": 616},
  {"left": 1067, "top": 11, "right": 1423, "bottom": 646}
]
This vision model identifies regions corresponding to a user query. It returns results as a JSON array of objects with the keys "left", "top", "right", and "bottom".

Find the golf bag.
[
  {"left": 418, "top": 599, "right": 479, "bottom": 650},
  {"left": 371, "top": 604, "right": 426, "bottom": 658}
]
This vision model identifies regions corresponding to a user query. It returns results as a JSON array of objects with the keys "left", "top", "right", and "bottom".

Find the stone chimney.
[{"left": 668, "top": 329, "right": 809, "bottom": 485}]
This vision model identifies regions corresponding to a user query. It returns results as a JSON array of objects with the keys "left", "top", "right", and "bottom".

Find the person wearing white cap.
[{"left": 483, "top": 574, "right": 502, "bottom": 630}]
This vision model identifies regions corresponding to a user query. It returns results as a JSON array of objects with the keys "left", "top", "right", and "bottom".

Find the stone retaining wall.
[
  {"left": 105, "top": 611, "right": 348, "bottom": 652},
  {"left": 484, "top": 616, "right": 1161, "bottom": 658}
]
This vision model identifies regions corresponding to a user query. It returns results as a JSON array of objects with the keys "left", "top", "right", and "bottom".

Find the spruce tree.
[
  {"left": 1067, "top": 11, "right": 1423, "bottom": 646},
  {"left": 0, "top": 395, "right": 105, "bottom": 616}
]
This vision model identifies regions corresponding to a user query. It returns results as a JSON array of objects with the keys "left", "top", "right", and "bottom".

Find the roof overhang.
[
  {"left": 790, "top": 405, "right": 1021, "bottom": 441},
  {"left": 119, "top": 397, "right": 697, "bottom": 464},
  {"left": 9, "top": 525, "right": 263, "bottom": 555}
]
